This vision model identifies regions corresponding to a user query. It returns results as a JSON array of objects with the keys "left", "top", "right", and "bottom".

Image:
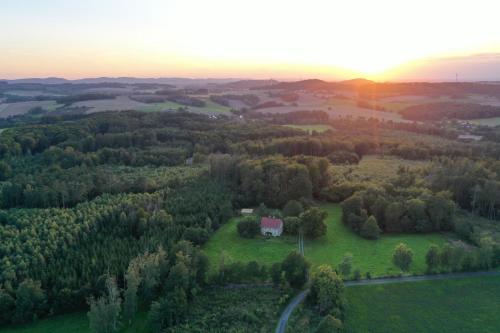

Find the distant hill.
[
  {"left": 221, "top": 79, "right": 279, "bottom": 89},
  {"left": 5, "top": 77, "right": 240, "bottom": 86},
  {"left": 340, "top": 78, "right": 375, "bottom": 87}
]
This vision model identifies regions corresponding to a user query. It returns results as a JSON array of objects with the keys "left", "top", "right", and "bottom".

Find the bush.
[
  {"left": 237, "top": 217, "right": 260, "bottom": 238},
  {"left": 392, "top": 243, "right": 413, "bottom": 272}
]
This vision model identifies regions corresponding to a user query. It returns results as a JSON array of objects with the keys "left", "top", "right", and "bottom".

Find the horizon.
[{"left": 3, "top": 0, "right": 500, "bottom": 81}]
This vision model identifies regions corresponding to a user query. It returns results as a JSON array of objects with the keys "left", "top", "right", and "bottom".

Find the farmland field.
[
  {"left": 284, "top": 124, "right": 334, "bottom": 133},
  {"left": 343, "top": 275, "right": 500, "bottom": 333},
  {"left": 287, "top": 275, "right": 500, "bottom": 333},
  {"left": 204, "top": 204, "right": 449, "bottom": 277},
  {"left": 0, "top": 100, "right": 61, "bottom": 118},
  {"left": 469, "top": 117, "right": 500, "bottom": 127}
]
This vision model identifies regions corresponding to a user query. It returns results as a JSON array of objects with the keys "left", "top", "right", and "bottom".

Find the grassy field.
[
  {"left": 204, "top": 204, "right": 449, "bottom": 277},
  {"left": 305, "top": 204, "right": 448, "bottom": 276},
  {"left": 344, "top": 275, "right": 500, "bottom": 333},
  {"left": 140, "top": 99, "right": 230, "bottom": 114},
  {"left": 284, "top": 124, "right": 334, "bottom": 133},
  {"left": 0, "top": 312, "right": 148, "bottom": 333}
]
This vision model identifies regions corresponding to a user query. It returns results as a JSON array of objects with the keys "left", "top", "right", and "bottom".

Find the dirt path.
[{"left": 275, "top": 270, "right": 500, "bottom": 333}]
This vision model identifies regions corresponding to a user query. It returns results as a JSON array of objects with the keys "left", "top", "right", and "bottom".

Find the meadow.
[{"left": 204, "top": 204, "right": 449, "bottom": 277}]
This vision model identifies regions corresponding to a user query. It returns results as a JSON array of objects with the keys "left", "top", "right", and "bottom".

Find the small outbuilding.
[
  {"left": 260, "top": 217, "right": 283, "bottom": 237},
  {"left": 241, "top": 208, "right": 254, "bottom": 215}
]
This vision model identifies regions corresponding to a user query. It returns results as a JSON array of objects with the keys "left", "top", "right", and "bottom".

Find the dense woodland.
[{"left": 0, "top": 110, "right": 499, "bottom": 331}]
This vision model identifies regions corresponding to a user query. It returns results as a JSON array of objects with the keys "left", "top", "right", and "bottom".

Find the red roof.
[{"left": 260, "top": 217, "right": 283, "bottom": 229}]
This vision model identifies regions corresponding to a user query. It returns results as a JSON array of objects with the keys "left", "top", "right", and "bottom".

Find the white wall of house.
[{"left": 261, "top": 225, "right": 283, "bottom": 237}]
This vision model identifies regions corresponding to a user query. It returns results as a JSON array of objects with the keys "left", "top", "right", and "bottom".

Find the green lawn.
[
  {"left": 284, "top": 124, "right": 334, "bottom": 133},
  {"left": 204, "top": 217, "right": 298, "bottom": 269},
  {"left": 205, "top": 204, "right": 449, "bottom": 277},
  {"left": 344, "top": 276, "right": 500, "bottom": 333}
]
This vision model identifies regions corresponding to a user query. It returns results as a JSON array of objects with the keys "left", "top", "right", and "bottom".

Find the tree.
[
  {"left": 337, "top": 253, "right": 353, "bottom": 278},
  {"left": 283, "top": 216, "right": 301, "bottom": 235},
  {"left": 13, "top": 279, "right": 46, "bottom": 324},
  {"left": 237, "top": 216, "right": 260, "bottom": 238},
  {"left": 392, "top": 243, "right": 413, "bottom": 272},
  {"left": 0, "top": 287, "right": 15, "bottom": 324},
  {"left": 283, "top": 200, "right": 304, "bottom": 217},
  {"left": 425, "top": 244, "right": 440, "bottom": 273},
  {"left": 309, "top": 265, "right": 346, "bottom": 317},
  {"left": 183, "top": 227, "right": 209, "bottom": 245},
  {"left": 147, "top": 288, "right": 188, "bottom": 333},
  {"left": 281, "top": 252, "right": 310, "bottom": 289},
  {"left": 315, "top": 315, "right": 343, "bottom": 333},
  {"left": 270, "top": 263, "right": 282, "bottom": 286},
  {"left": 360, "top": 215, "right": 381, "bottom": 239},
  {"left": 123, "top": 263, "right": 141, "bottom": 325},
  {"left": 300, "top": 208, "right": 328, "bottom": 239},
  {"left": 87, "top": 277, "right": 122, "bottom": 333}
]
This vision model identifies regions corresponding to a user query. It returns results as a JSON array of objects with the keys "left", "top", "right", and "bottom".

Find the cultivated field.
[{"left": 0, "top": 101, "right": 61, "bottom": 118}]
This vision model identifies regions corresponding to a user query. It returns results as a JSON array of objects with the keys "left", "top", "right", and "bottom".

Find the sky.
[{"left": 2, "top": 0, "right": 500, "bottom": 81}]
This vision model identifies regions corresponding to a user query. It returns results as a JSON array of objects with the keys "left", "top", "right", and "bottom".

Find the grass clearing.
[
  {"left": 205, "top": 203, "right": 449, "bottom": 277},
  {"left": 344, "top": 275, "right": 500, "bottom": 333},
  {"left": 332, "top": 155, "right": 431, "bottom": 182},
  {"left": 204, "top": 217, "right": 298, "bottom": 269}
]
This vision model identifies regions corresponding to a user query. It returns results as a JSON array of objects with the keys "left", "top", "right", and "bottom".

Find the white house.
[{"left": 260, "top": 217, "right": 283, "bottom": 237}]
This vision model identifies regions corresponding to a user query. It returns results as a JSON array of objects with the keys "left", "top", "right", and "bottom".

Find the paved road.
[
  {"left": 275, "top": 289, "right": 309, "bottom": 333},
  {"left": 275, "top": 270, "right": 500, "bottom": 333},
  {"left": 344, "top": 270, "right": 500, "bottom": 287},
  {"left": 298, "top": 231, "right": 304, "bottom": 255}
]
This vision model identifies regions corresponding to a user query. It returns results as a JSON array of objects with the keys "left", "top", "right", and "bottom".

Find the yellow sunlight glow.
[{"left": 2, "top": 0, "right": 500, "bottom": 79}]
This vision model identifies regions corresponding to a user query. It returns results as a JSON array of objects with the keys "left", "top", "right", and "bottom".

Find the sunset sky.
[{"left": 2, "top": 0, "right": 500, "bottom": 81}]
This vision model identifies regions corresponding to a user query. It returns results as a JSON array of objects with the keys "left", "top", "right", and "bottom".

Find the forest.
[{"left": 0, "top": 110, "right": 499, "bottom": 332}]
